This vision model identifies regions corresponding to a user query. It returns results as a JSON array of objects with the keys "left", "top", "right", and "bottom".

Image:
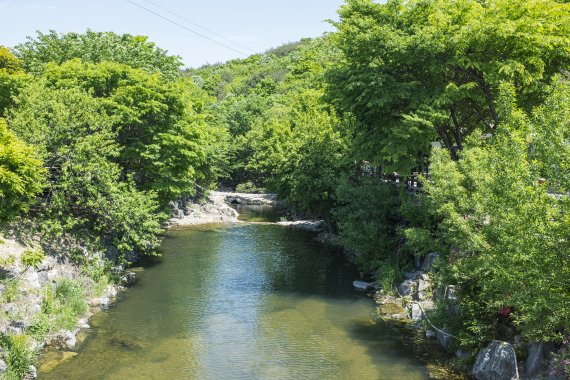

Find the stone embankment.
[
  {"left": 0, "top": 234, "right": 129, "bottom": 378},
  {"left": 356, "top": 252, "right": 565, "bottom": 380}
]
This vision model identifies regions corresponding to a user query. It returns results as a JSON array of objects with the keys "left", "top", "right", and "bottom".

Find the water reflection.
[{"left": 41, "top": 224, "right": 430, "bottom": 380}]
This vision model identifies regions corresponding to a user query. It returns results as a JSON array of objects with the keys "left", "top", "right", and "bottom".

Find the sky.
[{"left": 0, "top": 0, "right": 346, "bottom": 68}]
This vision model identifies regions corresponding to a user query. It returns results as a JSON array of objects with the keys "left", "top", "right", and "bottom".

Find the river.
[{"left": 40, "top": 219, "right": 449, "bottom": 379}]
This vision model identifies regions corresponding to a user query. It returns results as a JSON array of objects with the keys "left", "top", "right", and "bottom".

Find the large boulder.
[{"left": 472, "top": 340, "right": 519, "bottom": 380}]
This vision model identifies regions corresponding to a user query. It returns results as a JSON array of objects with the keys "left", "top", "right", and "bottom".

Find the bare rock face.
[
  {"left": 420, "top": 252, "right": 439, "bottom": 272},
  {"left": 472, "top": 340, "right": 519, "bottom": 380}
]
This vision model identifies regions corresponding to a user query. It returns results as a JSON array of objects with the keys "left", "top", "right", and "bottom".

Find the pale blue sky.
[{"left": 0, "top": 0, "right": 346, "bottom": 68}]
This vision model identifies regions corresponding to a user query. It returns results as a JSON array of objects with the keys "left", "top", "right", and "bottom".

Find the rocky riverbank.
[
  {"left": 169, "top": 191, "right": 324, "bottom": 233},
  {"left": 169, "top": 191, "right": 278, "bottom": 226},
  {"left": 352, "top": 251, "right": 567, "bottom": 380},
  {"left": 0, "top": 231, "right": 132, "bottom": 378}
]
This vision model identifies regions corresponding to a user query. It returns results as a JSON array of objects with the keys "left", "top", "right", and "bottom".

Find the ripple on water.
[{"left": 41, "top": 224, "right": 443, "bottom": 380}]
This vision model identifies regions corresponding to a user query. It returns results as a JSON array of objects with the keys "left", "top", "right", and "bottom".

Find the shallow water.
[{"left": 40, "top": 223, "right": 438, "bottom": 380}]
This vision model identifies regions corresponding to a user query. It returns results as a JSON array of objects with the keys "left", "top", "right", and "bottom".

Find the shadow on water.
[
  {"left": 40, "top": 221, "right": 458, "bottom": 380},
  {"left": 234, "top": 204, "right": 284, "bottom": 223}
]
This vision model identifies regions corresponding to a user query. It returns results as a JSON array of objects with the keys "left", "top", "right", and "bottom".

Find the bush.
[{"left": 20, "top": 249, "right": 44, "bottom": 270}]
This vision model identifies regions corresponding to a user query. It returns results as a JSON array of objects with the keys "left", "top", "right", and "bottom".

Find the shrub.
[{"left": 20, "top": 249, "right": 44, "bottom": 270}]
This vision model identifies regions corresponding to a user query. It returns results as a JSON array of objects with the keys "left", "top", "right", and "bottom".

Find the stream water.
[{"left": 40, "top": 217, "right": 452, "bottom": 379}]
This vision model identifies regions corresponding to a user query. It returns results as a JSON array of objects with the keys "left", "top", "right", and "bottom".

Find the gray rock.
[
  {"left": 421, "top": 252, "right": 439, "bottom": 272},
  {"left": 456, "top": 350, "right": 471, "bottom": 359},
  {"left": 353, "top": 281, "right": 375, "bottom": 291},
  {"left": 121, "top": 272, "right": 137, "bottom": 286},
  {"left": 437, "top": 328, "right": 454, "bottom": 351},
  {"left": 397, "top": 280, "right": 415, "bottom": 296},
  {"left": 526, "top": 342, "right": 544, "bottom": 379},
  {"left": 23, "top": 271, "right": 41, "bottom": 289},
  {"left": 0, "top": 359, "right": 6, "bottom": 374},
  {"left": 63, "top": 330, "right": 76, "bottom": 350},
  {"left": 472, "top": 340, "right": 519, "bottom": 380},
  {"left": 426, "top": 330, "right": 437, "bottom": 339},
  {"left": 445, "top": 285, "right": 458, "bottom": 302},
  {"left": 7, "top": 321, "right": 25, "bottom": 335},
  {"left": 411, "top": 303, "right": 423, "bottom": 321},
  {"left": 417, "top": 279, "right": 431, "bottom": 300},
  {"left": 89, "top": 298, "right": 101, "bottom": 307},
  {"left": 31, "top": 304, "right": 42, "bottom": 315},
  {"left": 47, "top": 269, "right": 59, "bottom": 282},
  {"left": 106, "top": 287, "right": 118, "bottom": 298},
  {"left": 414, "top": 255, "right": 422, "bottom": 269},
  {"left": 29, "top": 364, "right": 37, "bottom": 379},
  {"left": 100, "top": 296, "right": 111, "bottom": 309},
  {"left": 37, "top": 271, "right": 49, "bottom": 285}
]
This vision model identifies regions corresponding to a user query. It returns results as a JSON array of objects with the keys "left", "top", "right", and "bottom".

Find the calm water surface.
[{"left": 41, "top": 222, "right": 435, "bottom": 380}]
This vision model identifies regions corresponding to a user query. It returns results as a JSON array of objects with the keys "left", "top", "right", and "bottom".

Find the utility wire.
[
  {"left": 125, "top": 0, "right": 248, "bottom": 57},
  {"left": 140, "top": 0, "right": 256, "bottom": 54}
]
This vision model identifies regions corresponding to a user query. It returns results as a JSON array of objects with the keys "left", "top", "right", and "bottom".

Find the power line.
[
  {"left": 125, "top": 0, "right": 248, "bottom": 57},
  {"left": 140, "top": 0, "right": 256, "bottom": 54}
]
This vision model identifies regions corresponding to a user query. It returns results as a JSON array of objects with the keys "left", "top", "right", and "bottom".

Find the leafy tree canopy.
[
  {"left": 328, "top": 0, "right": 570, "bottom": 171},
  {"left": 0, "top": 118, "right": 46, "bottom": 222},
  {"left": 15, "top": 30, "right": 183, "bottom": 78}
]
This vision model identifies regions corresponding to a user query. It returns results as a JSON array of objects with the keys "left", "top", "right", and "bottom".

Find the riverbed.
[{"left": 40, "top": 221, "right": 446, "bottom": 379}]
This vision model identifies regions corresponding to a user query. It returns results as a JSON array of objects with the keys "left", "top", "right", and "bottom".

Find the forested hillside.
[{"left": 1, "top": 0, "right": 569, "bottom": 378}]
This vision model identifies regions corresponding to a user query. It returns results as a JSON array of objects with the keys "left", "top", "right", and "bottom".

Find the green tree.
[
  {"left": 425, "top": 80, "right": 570, "bottom": 347},
  {"left": 8, "top": 83, "right": 164, "bottom": 258},
  {"left": 15, "top": 30, "right": 182, "bottom": 78},
  {"left": 328, "top": 0, "right": 570, "bottom": 171},
  {"left": 0, "top": 118, "right": 46, "bottom": 222},
  {"left": 38, "top": 59, "right": 217, "bottom": 204},
  {"left": 0, "top": 46, "right": 28, "bottom": 117}
]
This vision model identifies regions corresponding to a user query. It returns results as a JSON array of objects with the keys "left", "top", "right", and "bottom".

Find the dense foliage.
[
  {"left": 0, "top": 119, "right": 46, "bottom": 221},
  {"left": 15, "top": 30, "right": 182, "bottom": 78},
  {"left": 423, "top": 81, "right": 570, "bottom": 346},
  {"left": 328, "top": 0, "right": 570, "bottom": 171},
  {"left": 1, "top": 33, "right": 226, "bottom": 259}
]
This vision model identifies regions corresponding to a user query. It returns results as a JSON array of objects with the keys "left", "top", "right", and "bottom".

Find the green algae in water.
[{"left": 41, "top": 224, "right": 458, "bottom": 379}]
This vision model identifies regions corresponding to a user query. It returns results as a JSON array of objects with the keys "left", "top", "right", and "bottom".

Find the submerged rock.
[
  {"left": 110, "top": 334, "right": 145, "bottom": 350},
  {"left": 39, "top": 351, "right": 78, "bottom": 373}
]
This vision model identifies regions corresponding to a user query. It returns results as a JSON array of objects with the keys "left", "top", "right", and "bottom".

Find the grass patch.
[
  {"left": 0, "top": 277, "right": 19, "bottom": 303},
  {"left": 0, "top": 334, "right": 35, "bottom": 379},
  {"left": 28, "top": 279, "right": 88, "bottom": 341}
]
